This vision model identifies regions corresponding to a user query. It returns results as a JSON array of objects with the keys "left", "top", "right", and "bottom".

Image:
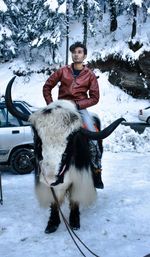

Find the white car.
[
  {"left": 138, "top": 106, "right": 150, "bottom": 124},
  {"left": 0, "top": 97, "right": 36, "bottom": 174}
]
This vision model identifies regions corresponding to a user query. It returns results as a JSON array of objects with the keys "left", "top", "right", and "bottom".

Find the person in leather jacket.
[{"left": 43, "top": 41, "right": 104, "bottom": 189}]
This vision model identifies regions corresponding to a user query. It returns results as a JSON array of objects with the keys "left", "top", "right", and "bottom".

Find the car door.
[{"left": 0, "top": 106, "right": 26, "bottom": 163}]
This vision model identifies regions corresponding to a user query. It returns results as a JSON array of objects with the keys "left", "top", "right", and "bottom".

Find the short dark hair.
[{"left": 69, "top": 41, "right": 87, "bottom": 55}]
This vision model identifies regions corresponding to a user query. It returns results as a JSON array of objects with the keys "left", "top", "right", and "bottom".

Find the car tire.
[
  {"left": 147, "top": 117, "right": 150, "bottom": 124},
  {"left": 10, "top": 148, "right": 34, "bottom": 175}
]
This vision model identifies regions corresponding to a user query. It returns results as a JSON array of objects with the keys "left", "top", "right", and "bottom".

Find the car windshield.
[
  {"left": 0, "top": 108, "right": 20, "bottom": 127},
  {"left": 19, "top": 101, "right": 38, "bottom": 113},
  {"left": 0, "top": 109, "right": 6, "bottom": 126}
]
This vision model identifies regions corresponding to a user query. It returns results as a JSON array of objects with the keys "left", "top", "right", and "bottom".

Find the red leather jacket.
[{"left": 43, "top": 64, "right": 99, "bottom": 109}]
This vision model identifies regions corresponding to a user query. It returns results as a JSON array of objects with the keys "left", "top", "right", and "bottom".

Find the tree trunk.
[
  {"left": 109, "top": 0, "right": 117, "bottom": 32},
  {"left": 129, "top": 3, "right": 143, "bottom": 52},
  {"left": 66, "top": 0, "right": 70, "bottom": 65},
  {"left": 131, "top": 3, "right": 137, "bottom": 39},
  {"left": 83, "top": 0, "right": 88, "bottom": 46}
]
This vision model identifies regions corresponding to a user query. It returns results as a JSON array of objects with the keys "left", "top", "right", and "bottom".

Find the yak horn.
[
  {"left": 5, "top": 76, "right": 30, "bottom": 122},
  {"left": 81, "top": 118, "right": 125, "bottom": 140}
]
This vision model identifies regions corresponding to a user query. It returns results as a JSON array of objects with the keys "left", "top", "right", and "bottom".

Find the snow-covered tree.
[
  {"left": 125, "top": 0, "right": 146, "bottom": 51},
  {"left": 0, "top": 0, "right": 66, "bottom": 63},
  {"left": 34, "top": 0, "right": 67, "bottom": 64},
  {"left": 0, "top": 0, "right": 16, "bottom": 61},
  {"left": 72, "top": 0, "right": 102, "bottom": 43},
  {"left": 0, "top": 0, "right": 149, "bottom": 63}
]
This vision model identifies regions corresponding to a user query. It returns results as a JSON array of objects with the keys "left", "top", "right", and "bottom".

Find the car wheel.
[
  {"left": 10, "top": 148, "right": 34, "bottom": 175},
  {"left": 147, "top": 117, "right": 150, "bottom": 124}
]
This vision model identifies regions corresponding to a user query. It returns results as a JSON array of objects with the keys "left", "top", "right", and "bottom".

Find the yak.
[{"left": 5, "top": 77, "right": 125, "bottom": 233}]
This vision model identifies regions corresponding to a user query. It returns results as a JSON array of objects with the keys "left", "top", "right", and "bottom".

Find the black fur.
[
  {"left": 42, "top": 105, "right": 62, "bottom": 115},
  {"left": 58, "top": 130, "right": 91, "bottom": 175},
  {"left": 69, "top": 112, "right": 79, "bottom": 123},
  {"left": 45, "top": 202, "right": 80, "bottom": 233},
  {"left": 45, "top": 203, "right": 60, "bottom": 234},
  {"left": 32, "top": 126, "right": 43, "bottom": 184},
  {"left": 69, "top": 202, "right": 80, "bottom": 230},
  {"left": 42, "top": 108, "right": 53, "bottom": 114},
  {"left": 72, "top": 130, "right": 91, "bottom": 170},
  {"left": 52, "top": 130, "right": 91, "bottom": 185}
]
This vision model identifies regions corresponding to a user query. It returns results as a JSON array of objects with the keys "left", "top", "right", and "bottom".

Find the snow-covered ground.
[{"left": 0, "top": 152, "right": 150, "bottom": 257}]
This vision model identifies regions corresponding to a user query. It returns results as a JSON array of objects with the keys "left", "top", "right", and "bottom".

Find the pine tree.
[
  {"left": 72, "top": 0, "right": 102, "bottom": 44},
  {"left": 127, "top": 0, "right": 144, "bottom": 52},
  {"left": 83, "top": 0, "right": 88, "bottom": 46},
  {"left": 0, "top": 0, "right": 67, "bottom": 63},
  {"left": 108, "top": 0, "right": 118, "bottom": 32},
  {"left": 65, "top": 0, "right": 70, "bottom": 65},
  {"left": 0, "top": 0, "right": 16, "bottom": 61}
]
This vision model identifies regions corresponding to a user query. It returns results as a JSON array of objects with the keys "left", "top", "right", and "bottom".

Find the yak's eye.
[{"left": 70, "top": 113, "right": 79, "bottom": 123}]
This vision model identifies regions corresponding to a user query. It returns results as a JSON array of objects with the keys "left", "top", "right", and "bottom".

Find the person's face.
[{"left": 71, "top": 47, "right": 87, "bottom": 64}]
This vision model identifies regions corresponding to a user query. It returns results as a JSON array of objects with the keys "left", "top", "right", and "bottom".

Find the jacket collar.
[{"left": 68, "top": 63, "right": 89, "bottom": 75}]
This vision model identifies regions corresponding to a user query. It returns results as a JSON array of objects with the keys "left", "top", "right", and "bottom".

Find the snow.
[
  {"left": 44, "top": 0, "right": 59, "bottom": 12},
  {"left": 0, "top": 25, "right": 12, "bottom": 41},
  {"left": 0, "top": 0, "right": 7, "bottom": 12},
  {"left": 58, "top": 0, "right": 66, "bottom": 14},
  {"left": 132, "top": 0, "right": 143, "bottom": 8},
  {"left": 0, "top": 152, "right": 150, "bottom": 257}
]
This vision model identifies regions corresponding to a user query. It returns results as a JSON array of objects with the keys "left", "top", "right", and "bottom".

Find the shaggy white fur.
[{"left": 30, "top": 100, "right": 96, "bottom": 208}]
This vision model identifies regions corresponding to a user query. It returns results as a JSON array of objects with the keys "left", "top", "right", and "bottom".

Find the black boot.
[{"left": 89, "top": 141, "right": 104, "bottom": 189}]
